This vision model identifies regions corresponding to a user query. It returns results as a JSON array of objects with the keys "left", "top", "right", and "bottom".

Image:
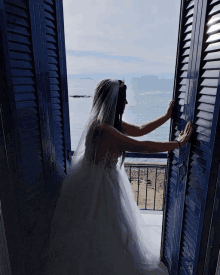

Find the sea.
[{"left": 67, "top": 78, "right": 173, "bottom": 165}]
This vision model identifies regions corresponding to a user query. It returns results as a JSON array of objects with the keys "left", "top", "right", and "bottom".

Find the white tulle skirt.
[{"left": 41, "top": 156, "right": 169, "bottom": 275}]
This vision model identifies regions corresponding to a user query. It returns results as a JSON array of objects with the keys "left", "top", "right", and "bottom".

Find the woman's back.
[{"left": 85, "top": 121, "right": 122, "bottom": 166}]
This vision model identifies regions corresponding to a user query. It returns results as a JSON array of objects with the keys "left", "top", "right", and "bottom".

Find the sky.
[{"left": 62, "top": 0, "right": 182, "bottom": 85}]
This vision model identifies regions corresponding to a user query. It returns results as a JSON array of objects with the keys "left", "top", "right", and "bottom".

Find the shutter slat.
[
  {"left": 186, "top": 208, "right": 200, "bottom": 229},
  {"left": 11, "top": 69, "right": 33, "bottom": 77},
  {"left": 198, "top": 94, "right": 216, "bottom": 104},
  {"left": 4, "top": 0, "right": 28, "bottom": 9},
  {"left": 186, "top": 8, "right": 194, "bottom": 18},
  {"left": 183, "top": 233, "right": 196, "bottom": 254},
  {"left": 207, "top": 23, "right": 220, "bottom": 34},
  {"left": 187, "top": 187, "right": 203, "bottom": 206},
  {"left": 5, "top": 13, "right": 29, "bottom": 27},
  {"left": 12, "top": 77, "right": 34, "bottom": 86},
  {"left": 44, "top": 2, "right": 54, "bottom": 14},
  {"left": 185, "top": 25, "right": 193, "bottom": 33},
  {"left": 45, "top": 19, "right": 56, "bottom": 29},
  {"left": 48, "top": 57, "right": 58, "bottom": 65},
  {"left": 185, "top": 16, "right": 193, "bottom": 26},
  {"left": 201, "top": 70, "right": 219, "bottom": 78},
  {"left": 189, "top": 161, "right": 205, "bottom": 181},
  {"left": 203, "top": 60, "right": 220, "bottom": 69},
  {"left": 44, "top": 0, "right": 54, "bottom": 5},
  {"left": 201, "top": 79, "right": 218, "bottom": 87},
  {"left": 183, "top": 223, "right": 198, "bottom": 244},
  {"left": 205, "top": 41, "right": 220, "bottom": 52},
  {"left": 197, "top": 102, "right": 215, "bottom": 113},
  {"left": 196, "top": 125, "right": 211, "bottom": 137},
  {"left": 188, "top": 179, "right": 203, "bottom": 196},
  {"left": 180, "top": 71, "right": 188, "bottom": 78},
  {"left": 195, "top": 117, "right": 212, "bottom": 129},
  {"left": 185, "top": 195, "right": 200, "bottom": 217},
  {"left": 207, "top": 33, "right": 220, "bottom": 43},
  {"left": 46, "top": 34, "right": 56, "bottom": 43},
  {"left": 210, "top": 0, "right": 220, "bottom": 6},
  {"left": 187, "top": 1, "right": 194, "bottom": 9},
  {"left": 196, "top": 110, "right": 214, "bottom": 121},
  {"left": 209, "top": 3, "right": 220, "bottom": 15},
  {"left": 183, "top": 49, "right": 190, "bottom": 56},
  {"left": 183, "top": 41, "right": 191, "bottom": 48},
  {"left": 199, "top": 87, "right": 218, "bottom": 95},
  {"left": 6, "top": 23, "right": 29, "bottom": 36},
  {"left": 8, "top": 41, "right": 31, "bottom": 52},
  {"left": 45, "top": 26, "right": 56, "bottom": 36},
  {"left": 14, "top": 93, "right": 35, "bottom": 101},
  {"left": 10, "top": 60, "right": 33, "bottom": 69}
]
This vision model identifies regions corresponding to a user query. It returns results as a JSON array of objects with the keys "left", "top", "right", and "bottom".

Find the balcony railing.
[
  {"left": 125, "top": 152, "right": 168, "bottom": 211},
  {"left": 70, "top": 151, "right": 168, "bottom": 211}
]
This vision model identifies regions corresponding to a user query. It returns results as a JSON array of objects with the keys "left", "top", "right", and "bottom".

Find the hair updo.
[{"left": 92, "top": 79, "right": 127, "bottom": 132}]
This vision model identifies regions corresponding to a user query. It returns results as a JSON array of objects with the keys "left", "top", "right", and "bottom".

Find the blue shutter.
[
  {"left": 40, "top": 0, "right": 72, "bottom": 189},
  {"left": 160, "top": 0, "right": 200, "bottom": 273},
  {"left": 178, "top": 0, "right": 220, "bottom": 273},
  {"left": 161, "top": 0, "right": 220, "bottom": 274},
  {"left": 0, "top": 0, "right": 71, "bottom": 274}
]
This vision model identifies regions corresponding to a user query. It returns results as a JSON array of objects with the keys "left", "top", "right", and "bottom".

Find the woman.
[{"left": 41, "top": 78, "right": 193, "bottom": 274}]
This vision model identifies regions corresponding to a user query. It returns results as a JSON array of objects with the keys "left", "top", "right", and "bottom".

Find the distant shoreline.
[{"left": 70, "top": 95, "right": 92, "bottom": 98}]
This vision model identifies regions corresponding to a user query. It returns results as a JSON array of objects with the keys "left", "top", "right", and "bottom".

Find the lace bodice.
[{"left": 84, "top": 121, "right": 120, "bottom": 169}]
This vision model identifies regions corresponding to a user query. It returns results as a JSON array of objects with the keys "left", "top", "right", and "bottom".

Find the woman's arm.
[
  {"left": 101, "top": 123, "right": 179, "bottom": 153},
  {"left": 122, "top": 114, "right": 169, "bottom": 137}
]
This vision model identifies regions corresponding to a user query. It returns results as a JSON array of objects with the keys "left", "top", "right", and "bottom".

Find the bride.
[{"left": 41, "top": 78, "right": 193, "bottom": 274}]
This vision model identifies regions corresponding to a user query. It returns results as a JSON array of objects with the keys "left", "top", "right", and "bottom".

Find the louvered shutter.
[
  {"left": 160, "top": 0, "right": 200, "bottom": 273},
  {"left": 41, "top": 0, "right": 72, "bottom": 187},
  {"left": 0, "top": 0, "right": 71, "bottom": 274},
  {"left": 161, "top": 0, "right": 220, "bottom": 274}
]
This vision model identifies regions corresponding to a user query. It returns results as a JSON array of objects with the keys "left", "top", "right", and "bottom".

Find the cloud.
[
  {"left": 65, "top": 53, "right": 175, "bottom": 75},
  {"left": 63, "top": 0, "right": 181, "bottom": 75}
]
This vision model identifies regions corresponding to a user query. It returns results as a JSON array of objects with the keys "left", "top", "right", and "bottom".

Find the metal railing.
[
  {"left": 125, "top": 152, "right": 168, "bottom": 211},
  {"left": 69, "top": 151, "right": 168, "bottom": 211}
]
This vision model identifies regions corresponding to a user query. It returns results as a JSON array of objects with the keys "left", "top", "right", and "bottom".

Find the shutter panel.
[
  {"left": 160, "top": 0, "right": 200, "bottom": 273},
  {"left": 41, "top": 0, "right": 71, "bottom": 189},
  {"left": 178, "top": 1, "right": 220, "bottom": 274},
  {"left": 161, "top": 0, "right": 220, "bottom": 274},
  {"left": 0, "top": 0, "right": 71, "bottom": 274},
  {"left": 0, "top": 0, "right": 54, "bottom": 274}
]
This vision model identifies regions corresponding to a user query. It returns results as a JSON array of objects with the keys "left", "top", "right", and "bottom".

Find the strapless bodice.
[{"left": 84, "top": 122, "right": 120, "bottom": 169}]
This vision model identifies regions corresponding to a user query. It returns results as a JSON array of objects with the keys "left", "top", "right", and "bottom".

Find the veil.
[{"left": 41, "top": 78, "right": 168, "bottom": 274}]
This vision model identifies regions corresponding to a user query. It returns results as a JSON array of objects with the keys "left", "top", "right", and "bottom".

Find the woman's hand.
[
  {"left": 165, "top": 100, "right": 175, "bottom": 119},
  {"left": 177, "top": 121, "right": 193, "bottom": 147}
]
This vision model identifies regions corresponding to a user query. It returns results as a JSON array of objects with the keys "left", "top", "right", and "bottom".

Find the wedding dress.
[{"left": 41, "top": 79, "right": 169, "bottom": 275}]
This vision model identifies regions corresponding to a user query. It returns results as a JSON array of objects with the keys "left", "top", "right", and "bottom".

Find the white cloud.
[
  {"left": 65, "top": 54, "right": 175, "bottom": 75},
  {"left": 63, "top": 0, "right": 181, "bottom": 75}
]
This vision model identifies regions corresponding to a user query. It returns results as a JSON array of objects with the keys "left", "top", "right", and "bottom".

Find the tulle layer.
[{"left": 41, "top": 157, "right": 169, "bottom": 275}]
